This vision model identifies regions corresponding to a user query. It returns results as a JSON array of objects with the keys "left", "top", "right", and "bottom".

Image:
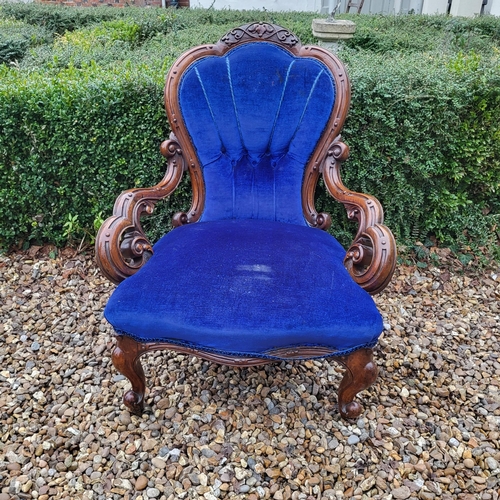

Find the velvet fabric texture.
[
  {"left": 105, "top": 220, "right": 383, "bottom": 357},
  {"left": 178, "top": 42, "right": 336, "bottom": 225},
  {"left": 105, "top": 42, "right": 383, "bottom": 358}
]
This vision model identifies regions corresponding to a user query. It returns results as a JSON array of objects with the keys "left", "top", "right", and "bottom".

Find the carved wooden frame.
[
  {"left": 112, "top": 335, "right": 378, "bottom": 419},
  {"left": 96, "top": 137, "right": 185, "bottom": 284},
  {"left": 95, "top": 22, "right": 397, "bottom": 419}
]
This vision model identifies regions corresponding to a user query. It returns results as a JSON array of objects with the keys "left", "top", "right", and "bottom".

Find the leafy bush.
[
  {"left": 0, "top": 63, "right": 173, "bottom": 247},
  {"left": 319, "top": 49, "right": 500, "bottom": 252},
  {"left": 19, "top": 19, "right": 145, "bottom": 70},
  {"left": 342, "top": 14, "right": 500, "bottom": 55},
  {"left": 60, "top": 19, "right": 142, "bottom": 46},
  {"left": 0, "top": 4, "right": 499, "bottom": 258},
  {"left": 0, "top": 19, "right": 52, "bottom": 64},
  {"left": 0, "top": 2, "right": 126, "bottom": 35}
]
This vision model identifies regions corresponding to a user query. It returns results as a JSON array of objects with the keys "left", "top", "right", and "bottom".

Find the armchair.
[{"left": 96, "top": 23, "right": 396, "bottom": 419}]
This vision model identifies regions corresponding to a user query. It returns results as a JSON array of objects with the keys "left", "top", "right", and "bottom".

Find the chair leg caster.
[
  {"left": 337, "top": 347, "right": 378, "bottom": 419},
  {"left": 112, "top": 336, "right": 147, "bottom": 414}
]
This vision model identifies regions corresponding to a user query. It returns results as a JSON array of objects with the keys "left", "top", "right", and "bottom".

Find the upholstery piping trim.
[{"left": 113, "top": 328, "right": 377, "bottom": 361}]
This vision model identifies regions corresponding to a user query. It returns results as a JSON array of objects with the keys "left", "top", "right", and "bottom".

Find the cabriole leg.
[
  {"left": 337, "top": 347, "right": 378, "bottom": 419},
  {"left": 112, "top": 335, "right": 147, "bottom": 414}
]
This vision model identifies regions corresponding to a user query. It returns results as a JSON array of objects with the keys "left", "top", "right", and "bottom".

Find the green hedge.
[
  {"left": 0, "top": 18, "right": 52, "bottom": 64},
  {"left": 0, "top": 4, "right": 499, "bottom": 258},
  {"left": 0, "top": 64, "right": 169, "bottom": 246},
  {"left": 321, "top": 49, "right": 500, "bottom": 252},
  {"left": 344, "top": 13, "right": 500, "bottom": 53}
]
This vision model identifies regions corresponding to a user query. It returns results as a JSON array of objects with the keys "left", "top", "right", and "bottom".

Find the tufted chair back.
[
  {"left": 177, "top": 42, "right": 336, "bottom": 225},
  {"left": 165, "top": 24, "right": 349, "bottom": 228}
]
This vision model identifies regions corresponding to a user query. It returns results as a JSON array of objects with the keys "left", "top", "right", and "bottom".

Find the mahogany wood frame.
[{"left": 95, "top": 23, "right": 396, "bottom": 419}]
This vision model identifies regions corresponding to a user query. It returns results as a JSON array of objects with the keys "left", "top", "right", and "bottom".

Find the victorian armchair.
[{"left": 95, "top": 23, "right": 396, "bottom": 419}]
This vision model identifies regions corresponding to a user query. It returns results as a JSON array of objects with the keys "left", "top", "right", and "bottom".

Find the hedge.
[
  {"left": 0, "top": 18, "right": 52, "bottom": 65},
  {"left": 0, "top": 4, "right": 499, "bottom": 259},
  {"left": 322, "top": 49, "right": 500, "bottom": 252}
]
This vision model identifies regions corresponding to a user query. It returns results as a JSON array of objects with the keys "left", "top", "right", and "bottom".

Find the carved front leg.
[
  {"left": 337, "top": 348, "right": 378, "bottom": 419},
  {"left": 112, "top": 336, "right": 147, "bottom": 414}
]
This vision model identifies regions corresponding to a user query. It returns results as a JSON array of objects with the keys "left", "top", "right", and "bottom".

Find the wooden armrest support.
[
  {"left": 95, "top": 138, "right": 185, "bottom": 284},
  {"left": 322, "top": 140, "right": 396, "bottom": 294}
]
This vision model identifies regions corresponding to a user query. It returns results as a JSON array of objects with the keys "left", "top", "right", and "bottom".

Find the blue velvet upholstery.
[
  {"left": 105, "top": 220, "right": 383, "bottom": 358},
  {"left": 104, "top": 41, "right": 384, "bottom": 359},
  {"left": 178, "top": 42, "right": 336, "bottom": 225}
]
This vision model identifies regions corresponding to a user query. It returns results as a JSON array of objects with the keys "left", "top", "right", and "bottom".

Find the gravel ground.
[{"left": 1, "top": 246, "right": 499, "bottom": 500}]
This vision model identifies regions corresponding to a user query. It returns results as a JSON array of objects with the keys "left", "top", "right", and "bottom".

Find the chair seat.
[{"left": 105, "top": 220, "right": 383, "bottom": 358}]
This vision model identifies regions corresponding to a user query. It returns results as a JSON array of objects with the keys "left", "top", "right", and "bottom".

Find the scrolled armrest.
[
  {"left": 322, "top": 140, "right": 396, "bottom": 295},
  {"left": 95, "top": 138, "right": 185, "bottom": 284}
]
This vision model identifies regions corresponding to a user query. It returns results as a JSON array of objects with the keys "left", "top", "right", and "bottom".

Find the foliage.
[
  {"left": 0, "top": 63, "right": 172, "bottom": 247},
  {"left": 0, "top": 2, "right": 127, "bottom": 35},
  {"left": 0, "top": 18, "right": 52, "bottom": 64},
  {"left": 0, "top": 4, "right": 499, "bottom": 258},
  {"left": 319, "top": 48, "right": 500, "bottom": 252},
  {"left": 341, "top": 13, "right": 500, "bottom": 55}
]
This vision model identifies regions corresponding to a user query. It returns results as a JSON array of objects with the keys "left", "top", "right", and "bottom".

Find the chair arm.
[
  {"left": 322, "top": 140, "right": 396, "bottom": 295},
  {"left": 95, "top": 138, "right": 185, "bottom": 284}
]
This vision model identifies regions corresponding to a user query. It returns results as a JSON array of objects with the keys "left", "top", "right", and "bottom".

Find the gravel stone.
[
  {"left": 8, "top": 480, "right": 20, "bottom": 495},
  {"left": 135, "top": 476, "right": 148, "bottom": 491},
  {"left": 167, "top": 448, "right": 181, "bottom": 462},
  {"left": 146, "top": 487, "right": 160, "bottom": 498},
  {"left": 360, "top": 476, "right": 375, "bottom": 491},
  {"left": 151, "top": 457, "right": 167, "bottom": 469},
  {"left": 158, "top": 446, "right": 170, "bottom": 457},
  {"left": 347, "top": 435, "right": 360, "bottom": 445},
  {"left": 1, "top": 248, "right": 499, "bottom": 500},
  {"left": 392, "top": 486, "right": 411, "bottom": 499}
]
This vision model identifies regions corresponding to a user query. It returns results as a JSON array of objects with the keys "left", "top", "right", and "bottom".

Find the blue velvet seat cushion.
[{"left": 105, "top": 220, "right": 383, "bottom": 358}]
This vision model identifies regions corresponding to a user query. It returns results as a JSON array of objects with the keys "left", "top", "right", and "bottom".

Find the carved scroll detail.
[
  {"left": 322, "top": 140, "right": 396, "bottom": 295},
  {"left": 221, "top": 23, "right": 299, "bottom": 49},
  {"left": 95, "top": 137, "right": 185, "bottom": 284}
]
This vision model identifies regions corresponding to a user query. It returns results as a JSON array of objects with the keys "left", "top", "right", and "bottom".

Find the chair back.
[{"left": 165, "top": 23, "right": 350, "bottom": 226}]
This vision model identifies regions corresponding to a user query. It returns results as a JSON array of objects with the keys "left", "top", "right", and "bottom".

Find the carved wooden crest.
[{"left": 220, "top": 22, "right": 299, "bottom": 48}]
